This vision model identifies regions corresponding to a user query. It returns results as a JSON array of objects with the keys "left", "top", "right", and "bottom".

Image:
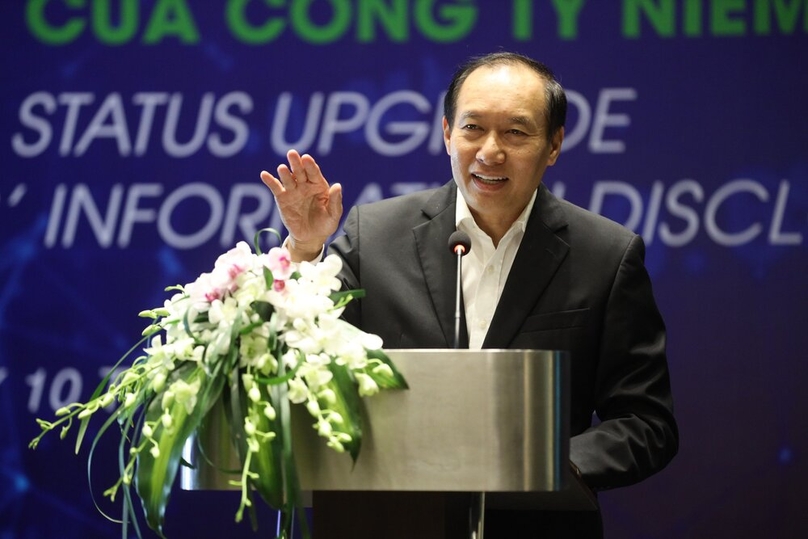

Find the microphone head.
[{"left": 448, "top": 230, "right": 471, "bottom": 256}]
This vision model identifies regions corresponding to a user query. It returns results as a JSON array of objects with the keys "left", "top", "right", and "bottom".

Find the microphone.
[
  {"left": 448, "top": 230, "right": 471, "bottom": 257},
  {"left": 448, "top": 231, "right": 471, "bottom": 349}
]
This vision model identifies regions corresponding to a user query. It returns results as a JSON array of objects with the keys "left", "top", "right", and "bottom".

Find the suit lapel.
[
  {"left": 412, "top": 183, "right": 469, "bottom": 348},
  {"left": 482, "top": 185, "right": 570, "bottom": 349}
]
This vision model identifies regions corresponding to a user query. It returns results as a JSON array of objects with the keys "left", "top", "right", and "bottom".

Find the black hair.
[{"left": 443, "top": 51, "right": 567, "bottom": 141}]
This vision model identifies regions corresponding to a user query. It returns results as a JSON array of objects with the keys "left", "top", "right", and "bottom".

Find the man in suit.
[{"left": 260, "top": 52, "right": 677, "bottom": 538}]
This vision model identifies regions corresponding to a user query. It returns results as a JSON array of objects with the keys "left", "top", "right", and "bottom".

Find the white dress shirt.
[
  {"left": 294, "top": 187, "right": 536, "bottom": 350},
  {"left": 455, "top": 189, "right": 537, "bottom": 350}
]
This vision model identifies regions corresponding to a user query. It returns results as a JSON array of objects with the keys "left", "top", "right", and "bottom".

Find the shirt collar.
[{"left": 455, "top": 187, "right": 538, "bottom": 237}]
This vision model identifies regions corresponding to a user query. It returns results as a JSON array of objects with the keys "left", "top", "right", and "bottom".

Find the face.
[{"left": 443, "top": 63, "right": 564, "bottom": 239}]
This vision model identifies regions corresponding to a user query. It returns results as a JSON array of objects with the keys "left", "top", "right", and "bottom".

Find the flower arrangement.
[{"left": 29, "top": 232, "right": 407, "bottom": 539}]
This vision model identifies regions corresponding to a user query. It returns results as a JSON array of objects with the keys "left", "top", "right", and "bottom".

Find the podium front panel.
[{"left": 182, "top": 349, "right": 569, "bottom": 494}]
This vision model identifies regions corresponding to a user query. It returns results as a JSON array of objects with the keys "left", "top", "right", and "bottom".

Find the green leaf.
[
  {"left": 253, "top": 227, "right": 282, "bottom": 255},
  {"left": 86, "top": 406, "right": 131, "bottom": 525},
  {"left": 251, "top": 300, "right": 274, "bottom": 323},
  {"left": 324, "top": 363, "right": 363, "bottom": 462},
  {"left": 226, "top": 374, "right": 284, "bottom": 510},
  {"left": 255, "top": 354, "right": 302, "bottom": 387},
  {"left": 271, "top": 359, "right": 310, "bottom": 539},
  {"left": 76, "top": 333, "right": 152, "bottom": 454},
  {"left": 134, "top": 364, "right": 225, "bottom": 536},
  {"left": 329, "top": 289, "right": 366, "bottom": 306},
  {"left": 365, "top": 349, "right": 408, "bottom": 390},
  {"left": 249, "top": 385, "right": 285, "bottom": 509}
]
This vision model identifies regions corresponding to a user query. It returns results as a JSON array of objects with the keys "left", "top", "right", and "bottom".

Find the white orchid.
[{"left": 30, "top": 234, "right": 406, "bottom": 539}]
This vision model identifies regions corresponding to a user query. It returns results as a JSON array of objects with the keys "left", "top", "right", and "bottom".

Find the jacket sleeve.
[{"left": 570, "top": 234, "right": 678, "bottom": 491}]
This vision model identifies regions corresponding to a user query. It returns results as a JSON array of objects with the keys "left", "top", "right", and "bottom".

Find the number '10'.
[{"left": 24, "top": 367, "right": 83, "bottom": 415}]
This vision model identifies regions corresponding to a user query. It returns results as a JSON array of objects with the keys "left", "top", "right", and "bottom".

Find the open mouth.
[{"left": 472, "top": 173, "right": 507, "bottom": 185}]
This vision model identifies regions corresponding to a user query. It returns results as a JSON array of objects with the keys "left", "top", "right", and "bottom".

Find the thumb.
[{"left": 328, "top": 183, "right": 343, "bottom": 218}]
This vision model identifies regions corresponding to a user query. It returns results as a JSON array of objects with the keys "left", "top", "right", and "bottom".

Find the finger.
[
  {"left": 299, "top": 153, "right": 325, "bottom": 185},
  {"left": 286, "top": 148, "right": 302, "bottom": 163},
  {"left": 287, "top": 149, "right": 306, "bottom": 181},
  {"left": 276, "top": 164, "right": 297, "bottom": 189},
  {"left": 260, "top": 170, "right": 285, "bottom": 196},
  {"left": 328, "top": 183, "right": 343, "bottom": 218}
]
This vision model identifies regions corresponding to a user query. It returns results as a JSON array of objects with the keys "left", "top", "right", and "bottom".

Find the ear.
[
  {"left": 442, "top": 116, "right": 452, "bottom": 155},
  {"left": 546, "top": 126, "right": 564, "bottom": 165}
]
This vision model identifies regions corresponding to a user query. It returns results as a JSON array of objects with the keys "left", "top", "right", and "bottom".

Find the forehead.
[{"left": 456, "top": 64, "right": 547, "bottom": 122}]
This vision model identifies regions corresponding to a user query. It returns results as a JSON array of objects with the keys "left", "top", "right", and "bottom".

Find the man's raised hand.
[{"left": 260, "top": 149, "right": 343, "bottom": 262}]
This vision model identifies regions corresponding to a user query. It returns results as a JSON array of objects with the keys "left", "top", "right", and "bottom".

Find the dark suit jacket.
[{"left": 329, "top": 180, "right": 678, "bottom": 493}]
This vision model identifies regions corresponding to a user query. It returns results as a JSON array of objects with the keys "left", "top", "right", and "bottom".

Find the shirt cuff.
[{"left": 281, "top": 237, "right": 325, "bottom": 264}]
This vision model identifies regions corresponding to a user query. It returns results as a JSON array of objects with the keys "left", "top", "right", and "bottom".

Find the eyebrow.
[
  {"left": 509, "top": 115, "right": 534, "bottom": 127},
  {"left": 458, "top": 111, "right": 537, "bottom": 128}
]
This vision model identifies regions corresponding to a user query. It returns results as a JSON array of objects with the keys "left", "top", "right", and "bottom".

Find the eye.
[
  {"left": 461, "top": 124, "right": 480, "bottom": 131},
  {"left": 507, "top": 129, "right": 526, "bottom": 136}
]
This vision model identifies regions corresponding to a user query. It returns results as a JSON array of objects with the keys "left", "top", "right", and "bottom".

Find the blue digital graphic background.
[{"left": 2, "top": 2, "right": 807, "bottom": 537}]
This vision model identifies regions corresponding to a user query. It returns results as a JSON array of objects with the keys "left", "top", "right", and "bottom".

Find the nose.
[{"left": 476, "top": 133, "right": 505, "bottom": 165}]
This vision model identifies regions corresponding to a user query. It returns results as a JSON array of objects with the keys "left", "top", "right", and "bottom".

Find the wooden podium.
[{"left": 181, "top": 349, "right": 596, "bottom": 538}]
